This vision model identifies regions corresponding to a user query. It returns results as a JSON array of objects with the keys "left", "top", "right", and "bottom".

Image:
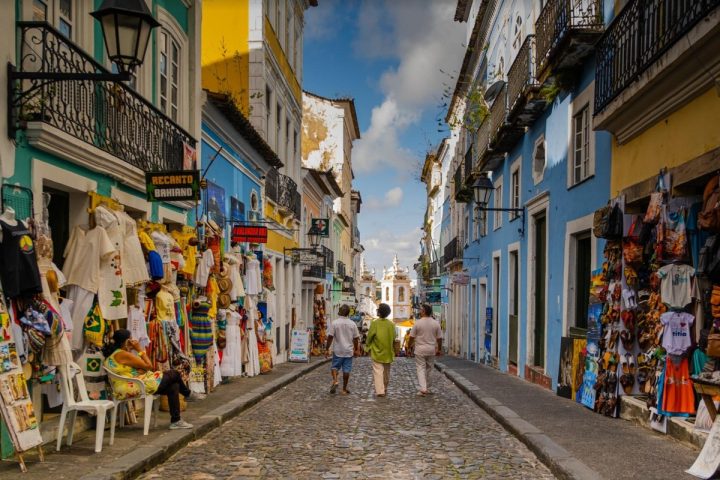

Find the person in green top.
[{"left": 365, "top": 303, "right": 396, "bottom": 397}]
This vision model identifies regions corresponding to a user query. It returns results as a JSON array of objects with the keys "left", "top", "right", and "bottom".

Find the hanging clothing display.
[
  {"left": 660, "top": 311, "right": 694, "bottom": 355},
  {"left": 65, "top": 285, "right": 94, "bottom": 351},
  {"left": 63, "top": 225, "right": 114, "bottom": 294},
  {"left": 117, "top": 210, "right": 150, "bottom": 286},
  {"left": 128, "top": 305, "right": 150, "bottom": 348},
  {"left": 190, "top": 300, "right": 213, "bottom": 363},
  {"left": 225, "top": 252, "right": 245, "bottom": 299},
  {"left": 657, "top": 263, "right": 695, "bottom": 308},
  {"left": 220, "top": 309, "right": 243, "bottom": 377},
  {"left": 0, "top": 218, "right": 42, "bottom": 298},
  {"left": 245, "top": 256, "right": 262, "bottom": 295},
  {"left": 94, "top": 206, "right": 127, "bottom": 320},
  {"left": 661, "top": 356, "right": 696, "bottom": 415},
  {"left": 195, "top": 249, "right": 214, "bottom": 289}
]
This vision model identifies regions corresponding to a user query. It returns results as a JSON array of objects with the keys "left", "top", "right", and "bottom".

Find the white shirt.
[
  {"left": 328, "top": 316, "right": 360, "bottom": 358},
  {"left": 410, "top": 316, "right": 443, "bottom": 356},
  {"left": 661, "top": 311, "right": 694, "bottom": 355},
  {"left": 658, "top": 264, "right": 694, "bottom": 308}
]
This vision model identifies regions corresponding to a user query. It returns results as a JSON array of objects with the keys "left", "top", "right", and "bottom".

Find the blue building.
[{"left": 446, "top": 0, "right": 612, "bottom": 388}]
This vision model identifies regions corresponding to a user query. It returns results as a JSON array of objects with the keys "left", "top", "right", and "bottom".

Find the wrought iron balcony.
[
  {"left": 507, "top": 35, "right": 546, "bottom": 126},
  {"left": 428, "top": 260, "right": 439, "bottom": 278},
  {"left": 594, "top": 0, "right": 720, "bottom": 114},
  {"left": 302, "top": 265, "right": 326, "bottom": 280},
  {"left": 444, "top": 237, "right": 462, "bottom": 265},
  {"left": 489, "top": 83, "right": 526, "bottom": 155},
  {"left": 454, "top": 161, "right": 472, "bottom": 203},
  {"left": 319, "top": 245, "right": 334, "bottom": 270},
  {"left": 8, "top": 22, "right": 195, "bottom": 172},
  {"left": 535, "top": 0, "right": 605, "bottom": 78},
  {"left": 336, "top": 261, "right": 347, "bottom": 278},
  {"left": 266, "top": 168, "right": 300, "bottom": 219}
]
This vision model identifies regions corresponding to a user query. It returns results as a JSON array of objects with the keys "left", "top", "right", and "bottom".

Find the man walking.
[
  {"left": 326, "top": 304, "right": 360, "bottom": 395},
  {"left": 365, "top": 303, "right": 396, "bottom": 397},
  {"left": 410, "top": 304, "right": 443, "bottom": 396}
]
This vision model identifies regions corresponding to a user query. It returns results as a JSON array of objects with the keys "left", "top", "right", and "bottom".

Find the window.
[
  {"left": 32, "top": 0, "right": 73, "bottom": 39},
  {"left": 478, "top": 209, "right": 488, "bottom": 237},
  {"left": 399, "top": 287, "right": 405, "bottom": 302},
  {"left": 265, "top": 86, "right": 272, "bottom": 132},
  {"left": 386, "top": 287, "right": 390, "bottom": 301},
  {"left": 496, "top": 57, "right": 505, "bottom": 80},
  {"left": 464, "top": 213, "right": 470, "bottom": 245},
  {"left": 286, "top": 118, "right": 291, "bottom": 159},
  {"left": 573, "top": 233, "right": 592, "bottom": 330},
  {"left": 58, "top": 0, "right": 72, "bottom": 37},
  {"left": 293, "top": 129, "right": 298, "bottom": 159},
  {"left": 494, "top": 178, "right": 503, "bottom": 230},
  {"left": 276, "top": 103, "right": 282, "bottom": 151},
  {"left": 533, "top": 136, "right": 546, "bottom": 184},
  {"left": 512, "top": 15, "right": 523, "bottom": 52},
  {"left": 572, "top": 105, "right": 591, "bottom": 185},
  {"left": 510, "top": 165, "right": 520, "bottom": 220},
  {"left": 160, "top": 30, "right": 180, "bottom": 121},
  {"left": 33, "top": 0, "right": 47, "bottom": 21}
]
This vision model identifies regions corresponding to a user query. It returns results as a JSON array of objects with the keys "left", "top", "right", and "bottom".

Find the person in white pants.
[{"left": 410, "top": 304, "right": 443, "bottom": 396}]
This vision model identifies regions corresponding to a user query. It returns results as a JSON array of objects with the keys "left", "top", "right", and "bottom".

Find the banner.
[
  {"left": 145, "top": 170, "right": 200, "bottom": 202},
  {"left": 231, "top": 225, "right": 268, "bottom": 244},
  {"left": 451, "top": 272, "right": 470, "bottom": 285},
  {"left": 289, "top": 329, "right": 311, "bottom": 362},
  {"left": 290, "top": 249, "right": 325, "bottom": 266}
]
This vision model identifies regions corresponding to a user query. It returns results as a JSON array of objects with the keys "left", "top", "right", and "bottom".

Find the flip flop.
[{"left": 330, "top": 383, "right": 338, "bottom": 394}]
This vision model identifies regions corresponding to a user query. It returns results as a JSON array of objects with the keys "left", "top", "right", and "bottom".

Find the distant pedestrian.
[
  {"left": 326, "top": 304, "right": 360, "bottom": 395},
  {"left": 410, "top": 304, "right": 443, "bottom": 396},
  {"left": 365, "top": 303, "right": 396, "bottom": 397},
  {"left": 403, "top": 330, "right": 414, "bottom": 357}
]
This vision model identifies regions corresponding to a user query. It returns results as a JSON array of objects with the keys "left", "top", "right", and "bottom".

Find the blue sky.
[{"left": 304, "top": 0, "right": 465, "bottom": 276}]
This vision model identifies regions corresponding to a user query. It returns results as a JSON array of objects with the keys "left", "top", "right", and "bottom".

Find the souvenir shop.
[
  {"left": 0, "top": 186, "right": 278, "bottom": 461},
  {"left": 577, "top": 169, "right": 720, "bottom": 432}
]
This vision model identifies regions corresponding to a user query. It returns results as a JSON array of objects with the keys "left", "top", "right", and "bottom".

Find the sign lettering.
[{"left": 145, "top": 170, "right": 200, "bottom": 202}]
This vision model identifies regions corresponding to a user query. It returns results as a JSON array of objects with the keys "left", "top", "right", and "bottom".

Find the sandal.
[
  {"left": 620, "top": 330, "right": 635, "bottom": 351},
  {"left": 620, "top": 373, "right": 635, "bottom": 394}
]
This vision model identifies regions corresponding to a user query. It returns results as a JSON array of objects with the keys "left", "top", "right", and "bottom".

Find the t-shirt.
[
  {"left": 327, "top": 316, "right": 359, "bottom": 358},
  {"left": 366, "top": 318, "right": 396, "bottom": 364},
  {"left": 661, "top": 311, "right": 694, "bottom": 355},
  {"left": 410, "top": 316, "right": 443, "bottom": 356},
  {"left": 658, "top": 264, "right": 695, "bottom": 308}
]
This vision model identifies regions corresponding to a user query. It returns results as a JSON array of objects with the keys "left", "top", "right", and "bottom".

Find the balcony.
[
  {"left": 428, "top": 260, "right": 439, "bottom": 278},
  {"left": 593, "top": 0, "right": 720, "bottom": 140},
  {"left": 535, "top": 0, "right": 605, "bottom": 79},
  {"left": 9, "top": 22, "right": 196, "bottom": 181},
  {"left": 336, "top": 261, "right": 347, "bottom": 278},
  {"left": 488, "top": 83, "right": 525, "bottom": 157},
  {"left": 319, "top": 245, "right": 334, "bottom": 271},
  {"left": 443, "top": 237, "right": 462, "bottom": 266},
  {"left": 507, "top": 35, "right": 547, "bottom": 126},
  {"left": 266, "top": 168, "right": 300, "bottom": 219},
  {"left": 302, "top": 265, "right": 326, "bottom": 280}
]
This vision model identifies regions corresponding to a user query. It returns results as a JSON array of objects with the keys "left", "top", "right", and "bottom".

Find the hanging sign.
[
  {"left": 451, "top": 272, "right": 471, "bottom": 285},
  {"left": 231, "top": 224, "right": 268, "bottom": 244},
  {"left": 311, "top": 218, "right": 330, "bottom": 237},
  {"left": 291, "top": 249, "right": 325, "bottom": 266},
  {"left": 289, "top": 329, "right": 311, "bottom": 362},
  {"left": 426, "top": 291, "right": 441, "bottom": 304},
  {"left": 145, "top": 170, "right": 200, "bottom": 202}
]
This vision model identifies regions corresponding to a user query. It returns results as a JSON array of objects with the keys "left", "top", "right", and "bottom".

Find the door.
[
  {"left": 492, "top": 257, "right": 500, "bottom": 359},
  {"left": 574, "top": 233, "right": 592, "bottom": 330},
  {"left": 533, "top": 214, "right": 547, "bottom": 369},
  {"left": 479, "top": 282, "right": 487, "bottom": 361},
  {"left": 470, "top": 282, "right": 477, "bottom": 361},
  {"left": 509, "top": 251, "right": 519, "bottom": 365}
]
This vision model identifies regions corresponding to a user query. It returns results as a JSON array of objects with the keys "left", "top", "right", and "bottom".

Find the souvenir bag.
[
  {"left": 644, "top": 173, "right": 667, "bottom": 224},
  {"left": 662, "top": 207, "right": 688, "bottom": 262},
  {"left": 594, "top": 202, "right": 623, "bottom": 239},
  {"left": 83, "top": 301, "right": 107, "bottom": 347},
  {"left": 698, "top": 174, "right": 720, "bottom": 232},
  {"left": 623, "top": 217, "right": 643, "bottom": 265},
  {"left": 80, "top": 351, "right": 108, "bottom": 400}
]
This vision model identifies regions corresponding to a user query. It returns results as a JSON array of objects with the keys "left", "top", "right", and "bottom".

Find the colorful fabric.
[
  {"left": 83, "top": 302, "right": 106, "bottom": 347},
  {"left": 366, "top": 318, "right": 396, "bottom": 364},
  {"left": 190, "top": 301, "right": 213, "bottom": 362},
  {"left": 104, "top": 350, "right": 163, "bottom": 400},
  {"left": 661, "top": 356, "right": 695, "bottom": 415}
]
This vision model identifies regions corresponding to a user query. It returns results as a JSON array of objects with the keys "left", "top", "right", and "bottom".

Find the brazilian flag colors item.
[{"left": 83, "top": 302, "right": 107, "bottom": 347}]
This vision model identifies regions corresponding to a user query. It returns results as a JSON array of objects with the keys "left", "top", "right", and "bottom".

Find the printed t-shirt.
[
  {"left": 661, "top": 311, "right": 694, "bottom": 355},
  {"left": 410, "top": 316, "right": 443, "bottom": 356},
  {"left": 658, "top": 264, "right": 694, "bottom": 308},
  {"left": 328, "top": 316, "right": 360, "bottom": 358}
]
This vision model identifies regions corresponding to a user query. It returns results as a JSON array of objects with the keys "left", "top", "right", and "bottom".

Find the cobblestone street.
[{"left": 141, "top": 357, "right": 555, "bottom": 479}]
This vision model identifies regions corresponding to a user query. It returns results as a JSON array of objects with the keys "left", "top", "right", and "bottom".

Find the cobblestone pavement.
[{"left": 141, "top": 357, "right": 555, "bottom": 479}]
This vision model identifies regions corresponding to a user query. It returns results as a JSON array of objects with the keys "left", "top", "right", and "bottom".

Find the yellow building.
[
  {"left": 594, "top": 2, "right": 720, "bottom": 206},
  {"left": 202, "top": 0, "right": 317, "bottom": 363}
]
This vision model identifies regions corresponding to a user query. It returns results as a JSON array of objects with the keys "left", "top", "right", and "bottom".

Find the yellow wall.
[
  {"left": 263, "top": 16, "right": 302, "bottom": 105},
  {"left": 201, "top": 0, "right": 250, "bottom": 114},
  {"left": 611, "top": 88, "right": 720, "bottom": 194},
  {"left": 265, "top": 203, "right": 299, "bottom": 253}
]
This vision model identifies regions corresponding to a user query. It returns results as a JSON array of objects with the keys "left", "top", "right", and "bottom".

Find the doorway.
[
  {"left": 492, "top": 256, "right": 500, "bottom": 359},
  {"left": 470, "top": 282, "right": 477, "bottom": 361},
  {"left": 479, "top": 281, "right": 487, "bottom": 361},
  {"left": 532, "top": 213, "right": 547, "bottom": 369},
  {"left": 509, "top": 250, "right": 519, "bottom": 366},
  {"left": 574, "top": 233, "right": 592, "bottom": 330}
]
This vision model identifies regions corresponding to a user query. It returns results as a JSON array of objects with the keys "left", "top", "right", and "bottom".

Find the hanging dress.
[
  {"left": 190, "top": 300, "right": 213, "bottom": 363},
  {"left": 116, "top": 211, "right": 150, "bottom": 286},
  {"left": 95, "top": 206, "right": 127, "bottom": 320},
  {"left": 220, "top": 310, "right": 243, "bottom": 377},
  {"left": 243, "top": 297, "right": 260, "bottom": 377},
  {"left": 245, "top": 256, "right": 262, "bottom": 295},
  {"left": 225, "top": 252, "right": 245, "bottom": 300}
]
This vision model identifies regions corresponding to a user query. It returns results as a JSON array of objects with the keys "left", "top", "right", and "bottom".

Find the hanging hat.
[{"left": 218, "top": 293, "right": 232, "bottom": 309}]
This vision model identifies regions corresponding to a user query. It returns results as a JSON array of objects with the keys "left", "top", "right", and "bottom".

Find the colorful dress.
[{"left": 104, "top": 350, "right": 163, "bottom": 400}]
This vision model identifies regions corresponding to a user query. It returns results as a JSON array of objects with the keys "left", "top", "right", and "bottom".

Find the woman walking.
[
  {"left": 410, "top": 304, "right": 443, "bottom": 396},
  {"left": 365, "top": 303, "right": 396, "bottom": 397}
]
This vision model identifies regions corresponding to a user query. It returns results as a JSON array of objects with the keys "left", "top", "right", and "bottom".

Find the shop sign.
[
  {"left": 231, "top": 224, "right": 268, "bottom": 244},
  {"left": 311, "top": 218, "right": 329, "bottom": 237},
  {"left": 340, "top": 293, "right": 357, "bottom": 304},
  {"left": 289, "top": 329, "right": 310, "bottom": 363},
  {"left": 426, "top": 291, "right": 441, "bottom": 304},
  {"left": 145, "top": 170, "right": 200, "bottom": 202},
  {"left": 451, "top": 272, "right": 470, "bottom": 285},
  {"left": 291, "top": 249, "right": 325, "bottom": 266}
]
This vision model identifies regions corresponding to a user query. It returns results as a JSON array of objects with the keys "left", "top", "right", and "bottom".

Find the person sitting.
[{"left": 103, "top": 329, "right": 202, "bottom": 430}]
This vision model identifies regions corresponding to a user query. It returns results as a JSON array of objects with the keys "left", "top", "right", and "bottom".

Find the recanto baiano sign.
[{"left": 145, "top": 170, "right": 200, "bottom": 202}]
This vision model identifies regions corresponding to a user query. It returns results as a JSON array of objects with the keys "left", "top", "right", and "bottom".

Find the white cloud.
[
  {"left": 305, "top": 1, "right": 342, "bottom": 41},
  {"left": 366, "top": 186, "right": 405, "bottom": 209},
  {"left": 352, "top": 0, "right": 465, "bottom": 174},
  {"left": 362, "top": 227, "right": 423, "bottom": 279}
]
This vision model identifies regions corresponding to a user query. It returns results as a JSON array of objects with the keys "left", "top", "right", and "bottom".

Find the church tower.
[{"left": 380, "top": 254, "right": 412, "bottom": 320}]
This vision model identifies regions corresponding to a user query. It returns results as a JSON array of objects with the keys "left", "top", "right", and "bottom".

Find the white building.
[{"left": 381, "top": 255, "right": 412, "bottom": 320}]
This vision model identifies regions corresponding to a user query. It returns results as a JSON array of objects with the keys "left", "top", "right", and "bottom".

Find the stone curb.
[
  {"left": 80, "top": 359, "right": 329, "bottom": 480},
  {"left": 436, "top": 361, "right": 603, "bottom": 480}
]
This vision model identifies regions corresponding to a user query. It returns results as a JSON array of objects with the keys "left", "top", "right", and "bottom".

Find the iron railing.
[
  {"left": 535, "top": 0, "right": 604, "bottom": 74},
  {"left": 489, "top": 83, "right": 508, "bottom": 142},
  {"left": 476, "top": 117, "right": 491, "bottom": 169},
  {"left": 464, "top": 145, "right": 474, "bottom": 183},
  {"left": 319, "top": 245, "right": 334, "bottom": 270},
  {"left": 336, "top": 261, "right": 346, "bottom": 277},
  {"left": 9, "top": 22, "right": 195, "bottom": 171},
  {"left": 302, "top": 265, "right": 325, "bottom": 279},
  {"left": 266, "top": 168, "right": 300, "bottom": 219},
  {"left": 594, "top": 0, "right": 720, "bottom": 113},
  {"left": 507, "top": 35, "right": 539, "bottom": 114},
  {"left": 428, "top": 260, "right": 439, "bottom": 278},
  {"left": 444, "top": 237, "right": 459, "bottom": 264}
]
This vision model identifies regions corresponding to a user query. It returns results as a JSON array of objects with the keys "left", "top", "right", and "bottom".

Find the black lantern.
[
  {"left": 91, "top": 0, "right": 160, "bottom": 75},
  {"left": 472, "top": 175, "right": 494, "bottom": 207},
  {"left": 307, "top": 226, "right": 320, "bottom": 248},
  {"left": 342, "top": 277, "right": 351, "bottom": 290}
]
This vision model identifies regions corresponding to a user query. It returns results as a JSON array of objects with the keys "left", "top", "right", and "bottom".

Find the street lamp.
[
  {"left": 307, "top": 226, "right": 320, "bottom": 249},
  {"left": 91, "top": 0, "right": 161, "bottom": 75},
  {"left": 472, "top": 174, "right": 525, "bottom": 236}
]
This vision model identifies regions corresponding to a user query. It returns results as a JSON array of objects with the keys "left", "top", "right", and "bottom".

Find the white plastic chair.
[
  {"left": 57, "top": 362, "right": 115, "bottom": 453},
  {"left": 103, "top": 366, "right": 159, "bottom": 441}
]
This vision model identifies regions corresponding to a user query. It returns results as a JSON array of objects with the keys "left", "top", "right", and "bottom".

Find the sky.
[{"left": 303, "top": 0, "right": 466, "bottom": 277}]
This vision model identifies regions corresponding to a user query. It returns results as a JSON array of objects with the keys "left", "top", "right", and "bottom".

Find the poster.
[
  {"left": 572, "top": 338, "right": 587, "bottom": 402},
  {"left": 557, "top": 337, "right": 574, "bottom": 399},
  {"left": 289, "top": 329, "right": 311, "bottom": 362},
  {"left": 205, "top": 181, "right": 226, "bottom": 226},
  {"left": 483, "top": 307, "right": 493, "bottom": 364},
  {"left": 0, "top": 340, "right": 42, "bottom": 452},
  {"left": 230, "top": 196, "right": 245, "bottom": 222},
  {"left": 579, "top": 303, "right": 603, "bottom": 409}
]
